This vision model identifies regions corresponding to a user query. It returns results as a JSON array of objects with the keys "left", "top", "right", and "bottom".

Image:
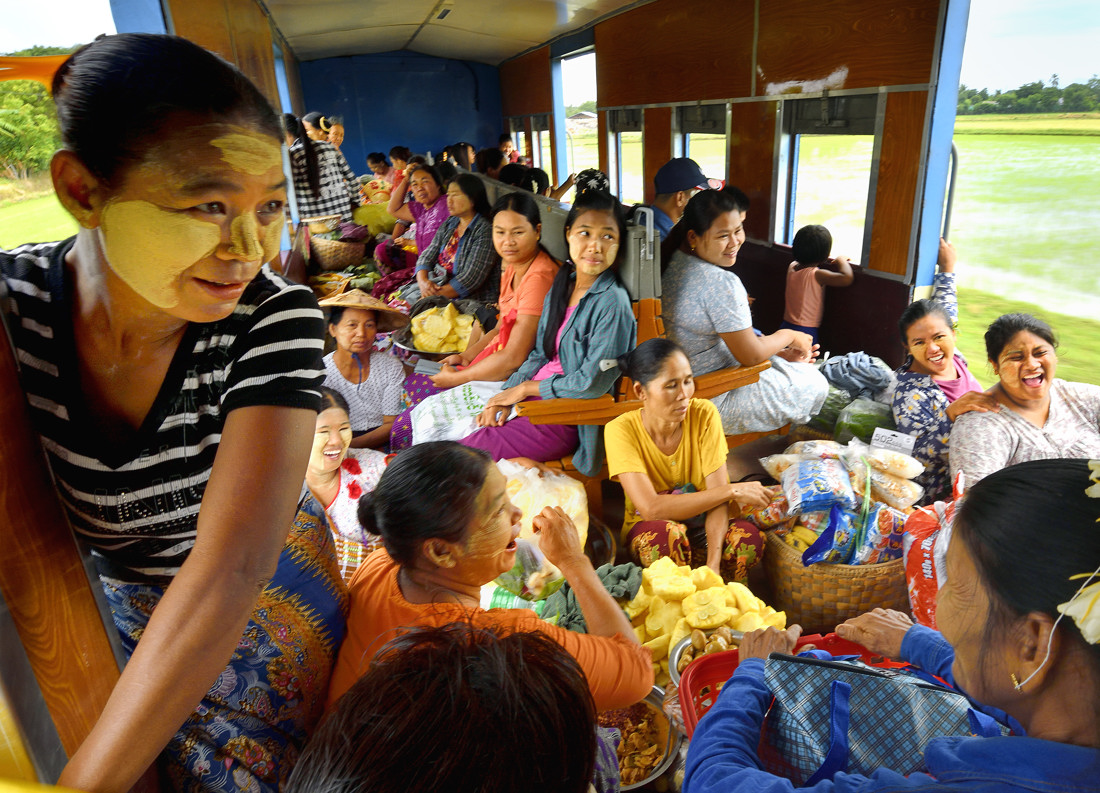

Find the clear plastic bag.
[
  {"left": 781, "top": 458, "right": 859, "bottom": 516},
  {"left": 492, "top": 460, "right": 589, "bottom": 600},
  {"left": 833, "top": 398, "right": 896, "bottom": 444}
]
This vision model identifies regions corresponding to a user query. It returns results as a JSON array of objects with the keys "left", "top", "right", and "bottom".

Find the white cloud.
[{"left": 0, "top": 0, "right": 116, "bottom": 54}]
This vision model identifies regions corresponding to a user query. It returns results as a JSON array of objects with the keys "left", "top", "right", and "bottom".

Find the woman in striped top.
[{"left": 0, "top": 34, "right": 346, "bottom": 793}]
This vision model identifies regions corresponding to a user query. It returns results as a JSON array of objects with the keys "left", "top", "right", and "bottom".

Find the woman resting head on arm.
[
  {"left": 659, "top": 188, "right": 828, "bottom": 436},
  {"left": 291, "top": 623, "right": 599, "bottom": 793},
  {"left": 462, "top": 190, "right": 638, "bottom": 477},
  {"left": 306, "top": 387, "right": 388, "bottom": 582},
  {"left": 686, "top": 458, "right": 1100, "bottom": 791},
  {"left": 5, "top": 33, "right": 346, "bottom": 792},
  {"left": 950, "top": 312, "right": 1100, "bottom": 487},
  {"left": 319, "top": 289, "right": 409, "bottom": 450},
  {"left": 379, "top": 162, "right": 449, "bottom": 275},
  {"left": 606, "top": 337, "right": 770, "bottom": 580},
  {"left": 388, "top": 190, "right": 559, "bottom": 450},
  {"left": 892, "top": 243, "right": 1000, "bottom": 501},
  {"left": 327, "top": 441, "right": 652, "bottom": 711}
]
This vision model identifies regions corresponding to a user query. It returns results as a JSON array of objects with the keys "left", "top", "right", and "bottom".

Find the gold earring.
[{"left": 1010, "top": 672, "right": 1022, "bottom": 690}]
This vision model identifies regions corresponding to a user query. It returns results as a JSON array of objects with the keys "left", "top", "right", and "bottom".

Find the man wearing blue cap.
[{"left": 651, "top": 157, "right": 711, "bottom": 240}]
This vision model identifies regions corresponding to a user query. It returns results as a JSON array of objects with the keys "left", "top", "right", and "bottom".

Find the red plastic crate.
[{"left": 678, "top": 633, "right": 906, "bottom": 737}]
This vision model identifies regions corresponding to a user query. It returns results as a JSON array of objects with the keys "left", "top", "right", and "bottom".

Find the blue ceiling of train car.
[{"left": 263, "top": 0, "right": 649, "bottom": 64}]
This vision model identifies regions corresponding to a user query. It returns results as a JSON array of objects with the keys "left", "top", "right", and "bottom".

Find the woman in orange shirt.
[{"left": 327, "top": 441, "right": 652, "bottom": 712}]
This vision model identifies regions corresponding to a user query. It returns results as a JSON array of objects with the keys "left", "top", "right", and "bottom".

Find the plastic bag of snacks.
[
  {"left": 833, "top": 398, "right": 896, "bottom": 444},
  {"left": 781, "top": 458, "right": 859, "bottom": 516},
  {"left": 493, "top": 460, "right": 588, "bottom": 600},
  {"left": 903, "top": 475, "right": 963, "bottom": 628},
  {"left": 798, "top": 510, "right": 830, "bottom": 533},
  {"left": 852, "top": 502, "right": 907, "bottom": 565},
  {"left": 803, "top": 505, "right": 859, "bottom": 565},
  {"left": 738, "top": 486, "right": 790, "bottom": 529},
  {"left": 785, "top": 440, "right": 844, "bottom": 460},
  {"left": 760, "top": 453, "right": 802, "bottom": 481},
  {"left": 843, "top": 439, "right": 925, "bottom": 480},
  {"left": 850, "top": 464, "right": 925, "bottom": 511}
]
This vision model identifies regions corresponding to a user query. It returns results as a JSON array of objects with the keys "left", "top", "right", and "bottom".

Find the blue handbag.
[{"left": 760, "top": 652, "right": 1004, "bottom": 784}]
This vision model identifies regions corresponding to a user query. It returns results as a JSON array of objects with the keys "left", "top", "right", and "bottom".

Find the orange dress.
[{"left": 327, "top": 549, "right": 653, "bottom": 711}]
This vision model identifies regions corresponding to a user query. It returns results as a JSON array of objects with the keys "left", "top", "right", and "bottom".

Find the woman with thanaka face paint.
[
  {"left": 0, "top": 34, "right": 346, "bottom": 793},
  {"left": 459, "top": 190, "right": 637, "bottom": 479},
  {"left": 306, "top": 388, "right": 388, "bottom": 582}
]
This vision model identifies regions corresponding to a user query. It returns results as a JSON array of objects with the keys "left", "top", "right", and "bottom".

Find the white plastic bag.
[
  {"left": 493, "top": 459, "right": 589, "bottom": 600},
  {"left": 410, "top": 380, "right": 505, "bottom": 444}
]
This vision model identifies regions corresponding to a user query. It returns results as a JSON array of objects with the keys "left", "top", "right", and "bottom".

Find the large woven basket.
[
  {"left": 763, "top": 530, "right": 908, "bottom": 634},
  {"left": 302, "top": 214, "right": 342, "bottom": 234},
  {"left": 311, "top": 237, "right": 365, "bottom": 271}
]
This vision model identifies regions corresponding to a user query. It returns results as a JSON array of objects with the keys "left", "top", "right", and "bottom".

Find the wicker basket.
[
  {"left": 311, "top": 237, "right": 366, "bottom": 272},
  {"left": 763, "top": 530, "right": 908, "bottom": 634},
  {"left": 302, "top": 214, "right": 342, "bottom": 234}
]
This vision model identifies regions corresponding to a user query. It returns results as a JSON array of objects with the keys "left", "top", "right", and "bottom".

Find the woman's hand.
[
  {"left": 945, "top": 390, "right": 1000, "bottom": 422},
  {"left": 429, "top": 363, "right": 465, "bottom": 388},
  {"left": 508, "top": 457, "right": 556, "bottom": 476},
  {"left": 416, "top": 271, "right": 442, "bottom": 298},
  {"left": 728, "top": 481, "right": 771, "bottom": 509},
  {"left": 532, "top": 506, "right": 586, "bottom": 571},
  {"left": 779, "top": 331, "right": 819, "bottom": 363},
  {"left": 836, "top": 608, "right": 913, "bottom": 659},
  {"left": 739, "top": 625, "right": 804, "bottom": 661},
  {"left": 476, "top": 384, "right": 530, "bottom": 426},
  {"left": 938, "top": 237, "right": 957, "bottom": 273},
  {"left": 439, "top": 354, "right": 466, "bottom": 367}
]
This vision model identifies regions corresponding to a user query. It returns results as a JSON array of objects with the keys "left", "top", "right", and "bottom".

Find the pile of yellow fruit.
[
  {"left": 410, "top": 303, "right": 474, "bottom": 353},
  {"left": 624, "top": 557, "right": 786, "bottom": 687}
]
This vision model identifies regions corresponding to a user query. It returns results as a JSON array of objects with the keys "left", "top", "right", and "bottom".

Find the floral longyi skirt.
[{"left": 102, "top": 493, "right": 348, "bottom": 793}]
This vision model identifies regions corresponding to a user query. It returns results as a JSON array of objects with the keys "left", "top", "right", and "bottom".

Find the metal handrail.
[{"left": 943, "top": 140, "right": 958, "bottom": 239}]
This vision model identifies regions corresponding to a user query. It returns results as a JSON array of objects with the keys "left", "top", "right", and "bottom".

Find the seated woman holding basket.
[
  {"left": 683, "top": 458, "right": 1100, "bottom": 792},
  {"left": 605, "top": 339, "right": 770, "bottom": 582}
]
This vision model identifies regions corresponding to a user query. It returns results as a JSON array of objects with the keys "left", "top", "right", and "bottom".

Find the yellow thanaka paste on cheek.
[
  {"left": 339, "top": 428, "right": 353, "bottom": 448},
  {"left": 100, "top": 200, "right": 220, "bottom": 308},
  {"left": 211, "top": 132, "right": 282, "bottom": 176}
]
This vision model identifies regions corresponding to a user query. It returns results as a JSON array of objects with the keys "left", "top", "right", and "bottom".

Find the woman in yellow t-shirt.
[{"left": 605, "top": 338, "right": 771, "bottom": 582}]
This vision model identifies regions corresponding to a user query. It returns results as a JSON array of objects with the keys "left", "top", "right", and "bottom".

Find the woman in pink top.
[
  {"left": 376, "top": 163, "right": 450, "bottom": 276},
  {"left": 781, "top": 224, "right": 854, "bottom": 344}
]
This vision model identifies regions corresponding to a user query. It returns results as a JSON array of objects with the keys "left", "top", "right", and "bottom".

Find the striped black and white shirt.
[
  {"left": 1, "top": 239, "right": 325, "bottom": 584},
  {"left": 288, "top": 139, "right": 360, "bottom": 221}
]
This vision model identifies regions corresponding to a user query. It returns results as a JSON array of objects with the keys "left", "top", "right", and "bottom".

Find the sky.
[{"left": 0, "top": 0, "right": 1097, "bottom": 96}]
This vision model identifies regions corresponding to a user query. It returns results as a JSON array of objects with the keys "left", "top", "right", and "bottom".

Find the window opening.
[
  {"left": 560, "top": 51, "right": 599, "bottom": 179},
  {"left": 784, "top": 94, "right": 879, "bottom": 264},
  {"left": 609, "top": 109, "right": 643, "bottom": 204},
  {"left": 678, "top": 104, "right": 728, "bottom": 185}
]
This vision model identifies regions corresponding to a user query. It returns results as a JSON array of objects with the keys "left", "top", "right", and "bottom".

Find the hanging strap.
[{"left": 805, "top": 680, "right": 852, "bottom": 784}]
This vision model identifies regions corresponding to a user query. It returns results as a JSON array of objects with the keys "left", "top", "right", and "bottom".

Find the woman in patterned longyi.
[{"left": 0, "top": 34, "right": 347, "bottom": 793}]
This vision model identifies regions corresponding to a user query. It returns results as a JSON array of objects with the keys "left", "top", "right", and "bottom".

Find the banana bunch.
[
  {"left": 623, "top": 557, "right": 785, "bottom": 687},
  {"left": 783, "top": 524, "right": 821, "bottom": 552}
]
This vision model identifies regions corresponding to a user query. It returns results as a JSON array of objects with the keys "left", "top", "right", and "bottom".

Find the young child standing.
[{"left": 781, "top": 224, "right": 854, "bottom": 344}]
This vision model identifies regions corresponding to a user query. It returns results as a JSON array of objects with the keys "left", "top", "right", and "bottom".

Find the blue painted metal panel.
[
  {"left": 299, "top": 51, "right": 503, "bottom": 177},
  {"left": 916, "top": 0, "right": 970, "bottom": 287},
  {"left": 108, "top": 0, "right": 168, "bottom": 35}
]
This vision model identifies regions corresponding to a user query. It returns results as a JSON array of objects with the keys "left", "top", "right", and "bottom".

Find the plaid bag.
[{"left": 761, "top": 653, "right": 1003, "bottom": 784}]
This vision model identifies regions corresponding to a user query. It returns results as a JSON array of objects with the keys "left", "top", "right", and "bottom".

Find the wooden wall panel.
[
  {"left": 0, "top": 325, "right": 119, "bottom": 756},
  {"left": 755, "top": 0, "right": 938, "bottom": 94},
  {"left": 869, "top": 90, "right": 928, "bottom": 275},
  {"left": 642, "top": 107, "right": 672, "bottom": 204},
  {"left": 281, "top": 40, "right": 305, "bottom": 117},
  {"left": 729, "top": 101, "right": 777, "bottom": 239},
  {"left": 595, "top": 0, "right": 754, "bottom": 108},
  {"left": 500, "top": 46, "right": 552, "bottom": 117},
  {"left": 168, "top": 0, "right": 280, "bottom": 110}
]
